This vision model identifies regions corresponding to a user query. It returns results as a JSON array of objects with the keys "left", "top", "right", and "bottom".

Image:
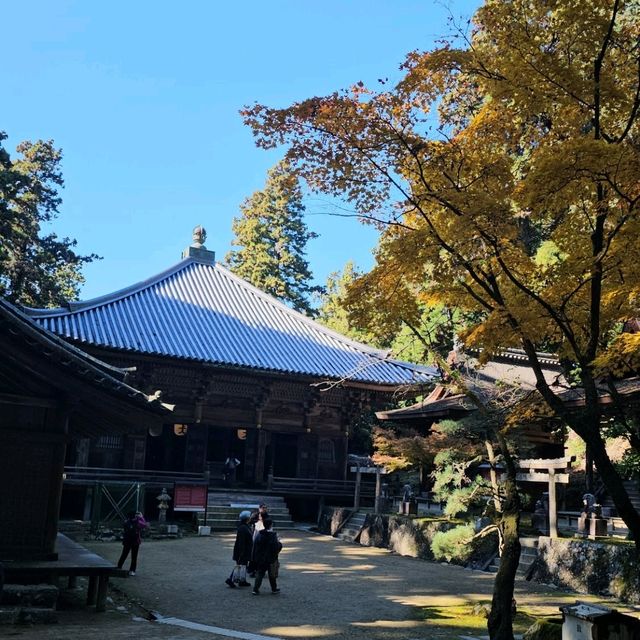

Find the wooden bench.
[{"left": 3, "top": 533, "right": 126, "bottom": 612}]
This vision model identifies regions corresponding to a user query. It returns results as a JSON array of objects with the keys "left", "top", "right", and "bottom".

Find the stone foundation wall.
[
  {"left": 317, "top": 507, "right": 455, "bottom": 559},
  {"left": 531, "top": 536, "right": 640, "bottom": 603},
  {"left": 317, "top": 507, "right": 354, "bottom": 537}
]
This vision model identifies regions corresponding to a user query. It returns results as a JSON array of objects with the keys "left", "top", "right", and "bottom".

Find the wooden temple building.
[
  {"left": 376, "top": 347, "right": 567, "bottom": 457},
  {"left": 24, "top": 230, "right": 433, "bottom": 503},
  {"left": 0, "top": 298, "right": 171, "bottom": 562}
]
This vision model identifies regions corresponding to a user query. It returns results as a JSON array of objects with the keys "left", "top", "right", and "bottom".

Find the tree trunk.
[
  {"left": 487, "top": 489, "right": 520, "bottom": 639},
  {"left": 589, "top": 434, "right": 640, "bottom": 551},
  {"left": 487, "top": 433, "right": 521, "bottom": 640}
]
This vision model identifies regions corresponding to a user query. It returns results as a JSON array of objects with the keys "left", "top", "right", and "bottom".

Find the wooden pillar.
[
  {"left": 353, "top": 465, "right": 362, "bottom": 510},
  {"left": 374, "top": 467, "right": 383, "bottom": 514},
  {"left": 96, "top": 575, "right": 109, "bottom": 612},
  {"left": 342, "top": 433, "right": 349, "bottom": 481},
  {"left": 87, "top": 576, "right": 98, "bottom": 605},
  {"left": 254, "top": 429, "right": 268, "bottom": 485},
  {"left": 548, "top": 468, "right": 558, "bottom": 538},
  {"left": 44, "top": 404, "right": 70, "bottom": 558}
]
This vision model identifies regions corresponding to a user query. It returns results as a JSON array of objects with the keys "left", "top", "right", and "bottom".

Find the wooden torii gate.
[
  {"left": 516, "top": 456, "right": 574, "bottom": 538},
  {"left": 351, "top": 465, "right": 387, "bottom": 513}
]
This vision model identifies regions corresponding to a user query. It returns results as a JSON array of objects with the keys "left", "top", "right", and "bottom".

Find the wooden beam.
[
  {"left": 517, "top": 457, "right": 575, "bottom": 469},
  {"left": 516, "top": 472, "right": 569, "bottom": 484},
  {"left": 0, "top": 393, "right": 59, "bottom": 408}
]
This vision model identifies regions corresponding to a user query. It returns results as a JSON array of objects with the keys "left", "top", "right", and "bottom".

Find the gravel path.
[{"left": 4, "top": 529, "right": 626, "bottom": 640}]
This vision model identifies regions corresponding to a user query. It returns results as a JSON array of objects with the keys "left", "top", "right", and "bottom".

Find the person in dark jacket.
[
  {"left": 226, "top": 510, "right": 252, "bottom": 588},
  {"left": 251, "top": 517, "right": 282, "bottom": 595},
  {"left": 117, "top": 511, "right": 148, "bottom": 576}
]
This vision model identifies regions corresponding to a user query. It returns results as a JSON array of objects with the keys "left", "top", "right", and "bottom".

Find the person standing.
[
  {"left": 226, "top": 511, "right": 252, "bottom": 588},
  {"left": 251, "top": 517, "right": 282, "bottom": 595},
  {"left": 117, "top": 511, "right": 148, "bottom": 576},
  {"left": 223, "top": 456, "right": 241, "bottom": 486},
  {"left": 248, "top": 504, "right": 268, "bottom": 577}
]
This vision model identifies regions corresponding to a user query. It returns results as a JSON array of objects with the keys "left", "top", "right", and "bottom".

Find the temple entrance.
[
  {"left": 272, "top": 433, "right": 298, "bottom": 477},
  {"left": 206, "top": 426, "right": 247, "bottom": 483},
  {"left": 145, "top": 425, "right": 188, "bottom": 471}
]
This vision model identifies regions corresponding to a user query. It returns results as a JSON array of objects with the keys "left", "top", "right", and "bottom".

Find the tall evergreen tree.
[
  {"left": 226, "top": 160, "right": 321, "bottom": 315},
  {"left": 0, "top": 131, "right": 97, "bottom": 307},
  {"left": 317, "top": 261, "right": 381, "bottom": 344}
]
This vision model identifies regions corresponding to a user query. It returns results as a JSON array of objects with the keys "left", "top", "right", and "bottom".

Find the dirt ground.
[{"left": 2, "top": 529, "right": 636, "bottom": 640}]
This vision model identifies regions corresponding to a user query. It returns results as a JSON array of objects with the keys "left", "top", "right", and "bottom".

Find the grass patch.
[{"left": 420, "top": 603, "right": 536, "bottom": 639}]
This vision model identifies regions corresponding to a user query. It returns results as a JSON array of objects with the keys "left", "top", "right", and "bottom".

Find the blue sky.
[{"left": 3, "top": 0, "right": 480, "bottom": 301}]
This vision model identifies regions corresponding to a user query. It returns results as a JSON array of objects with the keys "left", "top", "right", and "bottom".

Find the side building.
[
  {"left": 26, "top": 232, "right": 434, "bottom": 495},
  {"left": 0, "top": 298, "right": 171, "bottom": 560}
]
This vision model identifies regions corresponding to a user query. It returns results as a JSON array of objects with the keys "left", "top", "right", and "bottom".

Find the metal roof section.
[{"left": 26, "top": 257, "right": 435, "bottom": 386}]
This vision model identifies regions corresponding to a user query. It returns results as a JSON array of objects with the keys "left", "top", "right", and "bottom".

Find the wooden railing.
[
  {"left": 269, "top": 475, "right": 375, "bottom": 497},
  {"left": 64, "top": 467, "right": 379, "bottom": 498},
  {"left": 557, "top": 510, "right": 629, "bottom": 536},
  {"left": 63, "top": 466, "right": 205, "bottom": 485}
]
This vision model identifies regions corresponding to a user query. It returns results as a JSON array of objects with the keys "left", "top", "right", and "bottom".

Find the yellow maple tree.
[{"left": 244, "top": 2, "right": 640, "bottom": 634}]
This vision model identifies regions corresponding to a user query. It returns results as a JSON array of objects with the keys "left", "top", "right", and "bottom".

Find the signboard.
[{"left": 174, "top": 484, "right": 208, "bottom": 512}]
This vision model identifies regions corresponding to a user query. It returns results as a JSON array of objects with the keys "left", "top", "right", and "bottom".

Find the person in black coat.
[
  {"left": 251, "top": 517, "right": 282, "bottom": 595},
  {"left": 225, "top": 511, "right": 252, "bottom": 588}
]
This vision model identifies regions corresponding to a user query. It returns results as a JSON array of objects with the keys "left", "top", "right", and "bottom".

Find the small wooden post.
[
  {"left": 548, "top": 468, "right": 558, "bottom": 538},
  {"left": 96, "top": 575, "right": 109, "bottom": 612},
  {"left": 353, "top": 465, "right": 362, "bottom": 510},
  {"left": 86, "top": 575, "right": 98, "bottom": 605},
  {"left": 374, "top": 467, "right": 382, "bottom": 514}
]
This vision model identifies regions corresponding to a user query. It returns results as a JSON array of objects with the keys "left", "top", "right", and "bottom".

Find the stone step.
[
  {"left": 333, "top": 510, "right": 368, "bottom": 543},
  {"left": 484, "top": 538, "right": 538, "bottom": 574},
  {"left": 0, "top": 607, "right": 57, "bottom": 625},
  {"left": 0, "top": 584, "right": 58, "bottom": 608},
  {"left": 206, "top": 492, "right": 288, "bottom": 504}
]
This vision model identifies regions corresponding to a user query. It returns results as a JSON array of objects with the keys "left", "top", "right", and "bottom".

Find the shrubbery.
[{"left": 431, "top": 523, "right": 475, "bottom": 563}]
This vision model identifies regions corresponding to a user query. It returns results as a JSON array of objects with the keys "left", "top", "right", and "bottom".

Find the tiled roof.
[
  {"left": 0, "top": 297, "right": 173, "bottom": 414},
  {"left": 26, "top": 257, "right": 435, "bottom": 386}
]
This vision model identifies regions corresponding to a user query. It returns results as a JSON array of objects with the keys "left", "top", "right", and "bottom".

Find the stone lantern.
[{"left": 157, "top": 487, "right": 171, "bottom": 523}]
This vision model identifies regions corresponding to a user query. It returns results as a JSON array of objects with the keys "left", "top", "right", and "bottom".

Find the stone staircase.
[
  {"left": 196, "top": 491, "right": 294, "bottom": 531},
  {"left": 485, "top": 537, "right": 538, "bottom": 576},
  {"left": 335, "top": 510, "right": 370, "bottom": 543},
  {"left": 0, "top": 584, "right": 58, "bottom": 624}
]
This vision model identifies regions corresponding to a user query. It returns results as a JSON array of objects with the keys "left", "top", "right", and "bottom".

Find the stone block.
[
  {"left": 0, "top": 607, "right": 57, "bottom": 625},
  {"left": 1, "top": 584, "right": 58, "bottom": 608}
]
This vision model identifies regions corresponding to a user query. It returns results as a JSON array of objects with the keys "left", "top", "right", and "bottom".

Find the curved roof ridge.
[
  {"left": 24, "top": 257, "right": 436, "bottom": 385},
  {"left": 27, "top": 258, "right": 194, "bottom": 317}
]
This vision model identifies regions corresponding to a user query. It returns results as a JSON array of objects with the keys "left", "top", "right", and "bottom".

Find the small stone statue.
[
  {"left": 192, "top": 225, "right": 207, "bottom": 248},
  {"left": 157, "top": 487, "right": 171, "bottom": 523}
]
